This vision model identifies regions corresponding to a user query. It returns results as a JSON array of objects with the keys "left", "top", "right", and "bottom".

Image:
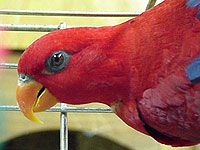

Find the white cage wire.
[{"left": 0, "top": 1, "right": 156, "bottom": 149}]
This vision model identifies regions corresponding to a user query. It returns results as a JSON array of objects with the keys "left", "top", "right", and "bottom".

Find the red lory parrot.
[{"left": 16, "top": 0, "right": 200, "bottom": 147}]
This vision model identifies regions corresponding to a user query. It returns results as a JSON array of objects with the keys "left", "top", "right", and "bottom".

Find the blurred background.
[{"left": 0, "top": 0, "right": 199, "bottom": 150}]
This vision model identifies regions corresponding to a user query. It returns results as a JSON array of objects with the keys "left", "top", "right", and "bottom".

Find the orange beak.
[{"left": 16, "top": 75, "right": 58, "bottom": 123}]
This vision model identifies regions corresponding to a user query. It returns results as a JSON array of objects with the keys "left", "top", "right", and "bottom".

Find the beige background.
[{"left": 0, "top": 0, "right": 199, "bottom": 150}]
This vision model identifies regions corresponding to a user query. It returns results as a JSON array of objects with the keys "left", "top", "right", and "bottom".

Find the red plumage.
[{"left": 18, "top": 0, "right": 200, "bottom": 146}]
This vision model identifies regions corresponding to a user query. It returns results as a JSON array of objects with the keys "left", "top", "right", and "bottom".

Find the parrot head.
[{"left": 16, "top": 26, "right": 130, "bottom": 123}]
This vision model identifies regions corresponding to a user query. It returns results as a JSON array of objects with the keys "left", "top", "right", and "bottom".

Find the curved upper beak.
[{"left": 16, "top": 74, "right": 59, "bottom": 123}]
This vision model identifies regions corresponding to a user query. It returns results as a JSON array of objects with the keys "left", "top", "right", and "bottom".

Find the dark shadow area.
[{"left": 1, "top": 130, "right": 132, "bottom": 150}]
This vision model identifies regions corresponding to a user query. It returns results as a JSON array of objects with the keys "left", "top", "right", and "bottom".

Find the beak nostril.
[
  {"left": 37, "top": 87, "right": 45, "bottom": 99},
  {"left": 19, "top": 74, "right": 33, "bottom": 83}
]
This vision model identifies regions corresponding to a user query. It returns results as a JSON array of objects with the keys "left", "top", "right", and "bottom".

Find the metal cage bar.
[
  {"left": 0, "top": 9, "right": 141, "bottom": 17},
  {"left": 0, "top": 105, "right": 112, "bottom": 113},
  {"left": 59, "top": 23, "right": 69, "bottom": 150},
  {"left": 0, "top": 63, "right": 18, "bottom": 69},
  {"left": 0, "top": 24, "right": 84, "bottom": 32},
  {"left": 0, "top": 1, "right": 157, "bottom": 149},
  {"left": 60, "top": 103, "right": 68, "bottom": 150},
  {"left": 0, "top": 24, "right": 59, "bottom": 32}
]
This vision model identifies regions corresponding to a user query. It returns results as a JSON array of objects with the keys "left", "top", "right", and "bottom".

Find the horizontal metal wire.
[
  {"left": 0, "top": 105, "right": 113, "bottom": 113},
  {"left": 0, "top": 63, "right": 18, "bottom": 69},
  {"left": 0, "top": 23, "right": 94, "bottom": 32},
  {"left": 0, "top": 9, "right": 142, "bottom": 17},
  {"left": 0, "top": 24, "right": 64, "bottom": 32}
]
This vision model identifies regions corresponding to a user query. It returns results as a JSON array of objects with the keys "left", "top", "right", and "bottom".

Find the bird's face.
[{"left": 16, "top": 27, "right": 130, "bottom": 123}]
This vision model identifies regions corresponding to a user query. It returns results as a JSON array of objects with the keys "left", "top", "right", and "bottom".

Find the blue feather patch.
[
  {"left": 187, "top": 0, "right": 200, "bottom": 18},
  {"left": 186, "top": 57, "right": 200, "bottom": 85}
]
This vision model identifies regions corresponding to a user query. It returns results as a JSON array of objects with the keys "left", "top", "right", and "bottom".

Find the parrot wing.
[{"left": 137, "top": 56, "right": 200, "bottom": 146}]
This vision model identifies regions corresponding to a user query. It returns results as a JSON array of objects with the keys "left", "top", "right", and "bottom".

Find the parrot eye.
[
  {"left": 45, "top": 51, "right": 71, "bottom": 73},
  {"left": 51, "top": 53, "right": 64, "bottom": 66}
]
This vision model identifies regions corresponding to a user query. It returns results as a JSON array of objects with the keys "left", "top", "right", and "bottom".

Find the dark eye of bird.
[
  {"left": 51, "top": 53, "right": 64, "bottom": 66},
  {"left": 45, "top": 51, "right": 71, "bottom": 73}
]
